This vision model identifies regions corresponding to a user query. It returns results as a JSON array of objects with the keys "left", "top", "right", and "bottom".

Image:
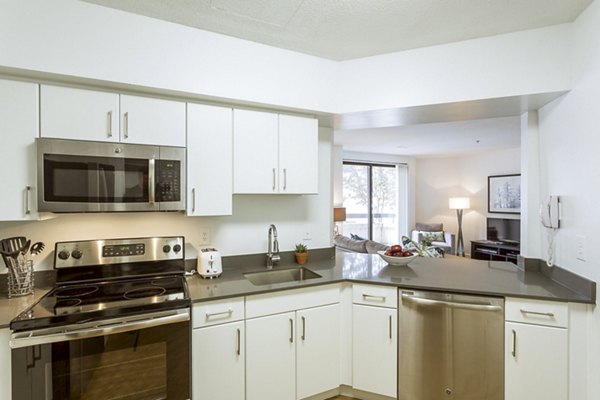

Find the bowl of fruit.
[{"left": 377, "top": 245, "right": 417, "bottom": 266}]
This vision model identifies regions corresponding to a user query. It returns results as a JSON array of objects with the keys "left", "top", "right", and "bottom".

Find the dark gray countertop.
[
  {"left": 1, "top": 251, "right": 594, "bottom": 328},
  {"left": 187, "top": 251, "right": 595, "bottom": 304}
]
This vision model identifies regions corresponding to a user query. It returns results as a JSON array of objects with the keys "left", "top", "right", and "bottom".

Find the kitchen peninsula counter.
[{"left": 2, "top": 251, "right": 594, "bottom": 328}]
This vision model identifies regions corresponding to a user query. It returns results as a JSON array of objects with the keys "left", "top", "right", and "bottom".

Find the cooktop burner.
[
  {"left": 54, "top": 285, "right": 99, "bottom": 298},
  {"left": 124, "top": 286, "right": 167, "bottom": 299}
]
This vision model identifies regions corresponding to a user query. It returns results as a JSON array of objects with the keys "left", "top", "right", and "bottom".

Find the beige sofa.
[{"left": 333, "top": 234, "right": 389, "bottom": 254}]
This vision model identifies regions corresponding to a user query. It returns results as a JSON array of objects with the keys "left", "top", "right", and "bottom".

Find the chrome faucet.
[{"left": 266, "top": 224, "right": 280, "bottom": 269}]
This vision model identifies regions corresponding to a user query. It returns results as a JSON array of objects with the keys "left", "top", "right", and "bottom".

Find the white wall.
[
  {"left": 537, "top": 0, "right": 600, "bottom": 396},
  {"left": 0, "top": 128, "right": 333, "bottom": 270},
  {"left": 0, "top": 0, "right": 572, "bottom": 114},
  {"left": 415, "top": 148, "right": 521, "bottom": 253}
]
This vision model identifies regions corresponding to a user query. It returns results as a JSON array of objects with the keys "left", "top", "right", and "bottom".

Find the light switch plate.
[{"left": 576, "top": 235, "right": 586, "bottom": 261}]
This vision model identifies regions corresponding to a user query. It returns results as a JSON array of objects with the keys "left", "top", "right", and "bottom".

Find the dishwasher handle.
[{"left": 401, "top": 293, "right": 503, "bottom": 312}]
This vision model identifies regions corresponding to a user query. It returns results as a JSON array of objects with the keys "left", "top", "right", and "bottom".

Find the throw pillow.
[
  {"left": 350, "top": 233, "right": 366, "bottom": 241},
  {"left": 418, "top": 231, "right": 445, "bottom": 244}
]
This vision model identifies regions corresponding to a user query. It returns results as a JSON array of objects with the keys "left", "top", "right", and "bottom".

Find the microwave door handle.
[{"left": 149, "top": 158, "right": 156, "bottom": 205}]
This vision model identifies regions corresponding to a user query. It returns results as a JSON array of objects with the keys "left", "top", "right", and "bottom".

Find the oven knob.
[
  {"left": 162, "top": 245, "right": 171, "bottom": 253},
  {"left": 173, "top": 244, "right": 182, "bottom": 253},
  {"left": 58, "top": 250, "right": 70, "bottom": 260},
  {"left": 72, "top": 250, "right": 83, "bottom": 259}
]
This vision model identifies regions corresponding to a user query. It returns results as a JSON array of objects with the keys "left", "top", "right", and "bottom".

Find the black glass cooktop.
[{"left": 11, "top": 275, "right": 189, "bottom": 332}]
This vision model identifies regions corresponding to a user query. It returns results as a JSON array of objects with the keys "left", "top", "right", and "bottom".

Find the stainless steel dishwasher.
[{"left": 398, "top": 290, "right": 504, "bottom": 400}]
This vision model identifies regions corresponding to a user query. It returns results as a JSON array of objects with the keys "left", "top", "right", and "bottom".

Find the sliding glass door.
[{"left": 342, "top": 162, "right": 398, "bottom": 243}]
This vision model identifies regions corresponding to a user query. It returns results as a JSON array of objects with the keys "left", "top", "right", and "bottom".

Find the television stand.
[{"left": 470, "top": 240, "right": 520, "bottom": 262}]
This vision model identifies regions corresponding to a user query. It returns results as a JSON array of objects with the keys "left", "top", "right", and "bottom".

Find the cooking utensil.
[
  {"left": 30, "top": 242, "right": 45, "bottom": 257},
  {"left": 0, "top": 236, "right": 26, "bottom": 268}
]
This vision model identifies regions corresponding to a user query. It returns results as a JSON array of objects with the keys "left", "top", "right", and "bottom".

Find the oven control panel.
[
  {"left": 54, "top": 236, "right": 184, "bottom": 269},
  {"left": 102, "top": 243, "right": 145, "bottom": 258}
]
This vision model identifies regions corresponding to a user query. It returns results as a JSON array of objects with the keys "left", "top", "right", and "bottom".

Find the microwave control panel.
[{"left": 156, "top": 160, "right": 181, "bottom": 202}]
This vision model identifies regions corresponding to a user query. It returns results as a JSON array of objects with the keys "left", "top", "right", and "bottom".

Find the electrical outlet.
[
  {"left": 576, "top": 235, "right": 586, "bottom": 261},
  {"left": 199, "top": 228, "right": 210, "bottom": 245}
]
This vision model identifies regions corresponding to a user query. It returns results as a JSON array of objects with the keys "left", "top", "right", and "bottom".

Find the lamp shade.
[
  {"left": 449, "top": 197, "right": 470, "bottom": 210},
  {"left": 333, "top": 207, "right": 347, "bottom": 222}
]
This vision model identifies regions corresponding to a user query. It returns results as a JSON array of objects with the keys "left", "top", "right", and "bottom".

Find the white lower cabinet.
[
  {"left": 505, "top": 298, "right": 568, "bottom": 400},
  {"left": 352, "top": 284, "right": 398, "bottom": 398},
  {"left": 1, "top": 328, "right": 11, "bottom": 400},
  {"left": 192, "top": 321, "right": 245, "bottom": 400},
  {"left": 192, "top": 297, "right": 245, "bottom": 400},
  {"left": 245, "top": 285, "right": 341, "bottom": 400},
  {"left": 246, "top": 312, "right": 296, "bottom": 400}
]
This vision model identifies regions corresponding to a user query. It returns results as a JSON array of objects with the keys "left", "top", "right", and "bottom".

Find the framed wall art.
[{"left": 488, "top": 174, "right": 521, "bottom": 214}]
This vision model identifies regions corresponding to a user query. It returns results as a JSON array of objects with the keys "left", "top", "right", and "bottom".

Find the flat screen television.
[{"left": 486, "top": 218, "right": 520, "bottom": 244}]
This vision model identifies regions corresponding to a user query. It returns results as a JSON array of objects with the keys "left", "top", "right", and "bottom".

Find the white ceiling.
[
  {"left": 82, "top": 0, "right": 592, "bottom": 61},
  {"left": 81, "top": 0, "right": 589, "bottom": 157}
]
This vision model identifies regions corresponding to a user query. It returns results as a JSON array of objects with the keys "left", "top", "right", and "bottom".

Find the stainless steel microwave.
[{"left": 37, "top": 138, "right": 186, "bottom": 212}]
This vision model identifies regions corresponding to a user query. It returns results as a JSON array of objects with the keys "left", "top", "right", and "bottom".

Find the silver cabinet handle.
[
  {"left": 123, "top": 111, "right": 129, "bottom": 139},
  {"left": 520, "top": 309, "right": 555, "bottom": 318},
  {"left": 107, "top": 111, "right": 112, "bottom": 137},
  {"left": 363, "top": 293, "right": 386, "bottom": 302},
  {"left": 289, "top": 318, "right": 294, "bottom": 343},
  {"left": 205, "top": 309, "right": 233, "bottom": 320},
  {"left": 236, "top": 328, "right": 241, "bottom": 356},
  {"left": 511, "top": 329, "right": 517, "bottom": 357},
  {"left": 272, "top": 168, "right": 276, "bottom": 191},
  {"left": 25, "top": 186, "right": 31, "bottom": 215},
  {"left": 301, "top": 316, "right": 306, "bottom": 341},
  {"left": 148, "top": 158, "right": 156, "bottom": 205},
  {"left": 389, "top": 315, "right": 392, "bottom": 339},
  {"left": 283, "top": 168, "right": 287, "bottom": 191},
  {"left": 401, "top": 293, "right": 503, "bottom": 312},
  {"left": 192, "top": 188, "right": 196, "bottom": 213}
]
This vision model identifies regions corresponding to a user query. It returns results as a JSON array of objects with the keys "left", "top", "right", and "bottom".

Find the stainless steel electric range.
[{"left": 10, "top": 236, "right": 191, "bottom": 400}]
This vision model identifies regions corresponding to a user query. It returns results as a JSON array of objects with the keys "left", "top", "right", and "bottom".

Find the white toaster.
[{"left": 198, "top": 247, "right": 223, "bottom": 279}]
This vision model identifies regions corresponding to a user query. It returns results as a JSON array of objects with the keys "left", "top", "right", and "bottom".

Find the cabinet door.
[
  {"left": 233, "top": 109, "right": 279, "bottom": 194},
  {"left": 40, "top": 84, "right": 118, "bottom": 142},
  {"left": 278, "top": 115, "right": 318, "bottom": 194},
  {"left": 120, "top": 94, "right": 186, "bottom": 146},
  {"left": 246, "top": 312, "right": 296, "bottom": 400},
  {"left": 192, "top": 321, "right": 244, "bottom": 400},
  {"left": 505, "top": 322, "right": 567, "bottom": 400},
  {"left": 0, "top": 328, "right": 10, "bottom": 400},
  {"left": 297, "top": 304, "right": 340, "bottom": 399},
  {"left": 187, "top": 103, "right": 233, "bottom": 216},
  {"left": 353, "top": 304, "right": 397, "bottom": 397},
  {"left": 0, "top": 79, "right": 39, "bottom": 221}
]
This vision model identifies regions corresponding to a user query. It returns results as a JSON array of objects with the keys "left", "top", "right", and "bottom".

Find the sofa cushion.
[
  {"left": 334, "top": 234, "right": 368, "bottom": 253},
  {"left": 366, "top": 240, "right": 389, "bottom": 254},
  {"left": 415, "top": 222, "right": 444, "bottom": 232}
]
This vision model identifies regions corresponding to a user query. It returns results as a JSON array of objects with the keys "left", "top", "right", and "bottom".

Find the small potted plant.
[{"left": 295, "top": 243, "right": 308, "bottom": 265}]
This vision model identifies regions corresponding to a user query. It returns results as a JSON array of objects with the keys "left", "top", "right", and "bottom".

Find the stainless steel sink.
[{"left": 244, "top": 267, "right": 322, "bottom": 286}]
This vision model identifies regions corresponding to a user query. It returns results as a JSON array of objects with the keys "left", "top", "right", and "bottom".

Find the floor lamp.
[{"left": 449, "top": 197, "right": 470, "bottom": 257}]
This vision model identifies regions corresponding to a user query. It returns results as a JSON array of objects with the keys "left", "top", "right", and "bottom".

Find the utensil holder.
[{"left": 7, "top": 259, "right": 34, "bottom": 298}]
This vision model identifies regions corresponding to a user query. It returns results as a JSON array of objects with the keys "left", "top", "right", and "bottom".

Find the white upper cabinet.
[
  {"left": 233, "top": 109, "right": 279, "bottom": 193},
  {"left": 187, "top": 103, "right": 233, "bottom": 216},
  {"left": 233, "top": 109, "right": 318, "bottom": 194},
  {"left": 40, "top": 85, "right": 119, "bottom": 142},
  {"left": 120, "top": 94, "right": 186, "bottom": 146},
  {"left": 278, "top": 114, "right": 318, "bottom": 194},
  {"left": 40, "top": 85, "right": 185, "bottom": 147},
  {"left": 0, "top": 79, "right": 39, "bottom": 221}
]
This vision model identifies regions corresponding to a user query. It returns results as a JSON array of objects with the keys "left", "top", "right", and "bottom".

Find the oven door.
[
  {"left": 37, "top": 138, "right": 160, "bottom": 212},
  {"left": 11, "top": 309, "right": 190, "bottom": 400}
]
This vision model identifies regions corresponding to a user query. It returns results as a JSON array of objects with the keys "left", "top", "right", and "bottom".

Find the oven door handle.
[{"left": 10, "top": 309, "right": 189, "bottom": 349}]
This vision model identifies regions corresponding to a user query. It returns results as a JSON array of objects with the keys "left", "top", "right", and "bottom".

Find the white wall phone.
[
  {"left": 540, "top": 195, "right": 560, "bottom": 267},
  {"left": 540, "top": 196, "right": 560, "bottom": 229}
]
